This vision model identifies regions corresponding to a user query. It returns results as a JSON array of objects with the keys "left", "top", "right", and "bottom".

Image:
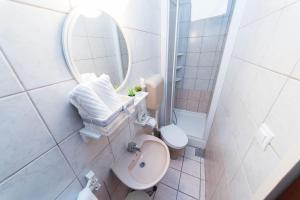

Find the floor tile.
[
  {"left": 170, "top": 156, "right": 184, "bottom": 171},
  {"left": 154, "top": 183, "right": 177, "bottom": 200},
  {"left": 179, "top": 173, "right": 200, "bottom": 199},
  {"left": 161, "top": 168, "right": 181, "bottom": 190},
  {"left": 185, "top": 146, "right": 201, "bottom": 162},
  {"left": 182, "top": 158, "right": 201, "bottom": 178},
  {"left": 177, "top": 192, "right": 197, "bottom": 200}
]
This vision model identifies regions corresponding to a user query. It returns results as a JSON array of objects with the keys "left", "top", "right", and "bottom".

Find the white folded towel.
[
  {"left": 69, "top": 84, "right": 113, "bottom": 120},
  {"left": 88, "top": 74, "right": 123, "bottom": 112}
]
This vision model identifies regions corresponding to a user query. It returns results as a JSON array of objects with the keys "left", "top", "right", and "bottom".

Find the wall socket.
[{"left": 256, "top": 123, "right": 274, "bottom": 151}]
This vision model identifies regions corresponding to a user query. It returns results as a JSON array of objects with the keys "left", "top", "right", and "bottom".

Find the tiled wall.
[
  {"left": 206, "top": 0, "right": 300, "bottom": 199},
  {"left": 0, "top": 0, "right": 161, "bottom": 199},
  {"left": 175, "top": 0, "right": 235, "bottom": 113}
]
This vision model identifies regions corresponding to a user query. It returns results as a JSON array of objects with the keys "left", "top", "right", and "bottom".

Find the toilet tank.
[{"left": 145, "top": 74, "right": 164, "bottom": 111}]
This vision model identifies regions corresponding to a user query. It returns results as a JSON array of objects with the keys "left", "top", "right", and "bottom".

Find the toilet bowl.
[{"left": 160, "top": 124, "right": 188, "bottom": 159}]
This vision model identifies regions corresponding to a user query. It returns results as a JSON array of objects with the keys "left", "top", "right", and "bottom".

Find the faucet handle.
[{"left": 127, "top": 142, "right": 139, "bottom": 152}]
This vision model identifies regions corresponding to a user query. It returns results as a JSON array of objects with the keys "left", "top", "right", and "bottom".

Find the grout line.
[
  {"left": 0, "top": 78, "right": 75, "bottom": 101},
  {"left": 54, "top": 178, "right": 80, "bottom": 200},
  {"left": 26, "top": 78, "right": 75, "bottom": 92},
  {"left": 0, "top": 145, "right": 57, "bottom": 184},
  {"left": 0, "top": 46, "right": 82, "bottom": 188},
  {"left": 122, "top": 26, "right": 161, "bottom": 36},
  {"left": 8, "top": 0, "right": 70, "bottom": 14},
  {"left": 239, "top": 0, "right": 300, "bottom": 29},
  {"left": 233, "top": 56, "right": 300, "bottom": 81}
]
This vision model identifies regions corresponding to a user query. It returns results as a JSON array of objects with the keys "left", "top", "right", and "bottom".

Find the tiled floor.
[{"left": 153, "top": 146, "right": 205, "bottom": 200}]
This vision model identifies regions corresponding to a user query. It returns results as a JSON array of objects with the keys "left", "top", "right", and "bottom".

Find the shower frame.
[{"left": 161, "top": 0, "right": 247, "bottom": 148}]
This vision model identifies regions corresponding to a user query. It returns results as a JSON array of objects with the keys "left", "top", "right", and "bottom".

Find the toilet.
[
  {"left": 145, "top": 75, "right": 188, "bottom": 159},
  {"left": 160, "top": 124, "right": 188, "bottom": 159}
]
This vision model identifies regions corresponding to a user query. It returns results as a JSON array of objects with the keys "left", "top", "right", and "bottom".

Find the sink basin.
[{"left": 112, "top": 134, "right": 170, "bottom": 190}]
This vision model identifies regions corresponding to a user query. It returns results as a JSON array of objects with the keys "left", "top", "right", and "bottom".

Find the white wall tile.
[
  {"left": 187, "top": 37, "right": 202, "bottom": 52},
  {"left": 109, "top": 122, "right": 132, "bottom": 161},
  {"left": 12, "top": 0, "right": 71, "bottom": 12},
  {"left": 77, "top": 145, "right": 116, "bottom": 195},
  {"left": 260, "top": 2, "right": 300, "bottom": 75},
  {"left": 198, "top": 52, "right": 216, "bottom": 67},
  {"left": 203, "top": 16, "right": 223, "bottom": 36},
  {"left": 189, "top": 21, "right": 205, "bottom": 37},
  {"left": 0, "top": 147, "right": 75, "bottom": 200},
  {"left": 0, "top": 50, "right": 23, "bottom": 97},
  {"left": 243, "top": 67, "right": 287, "bottom": 125},
  {"left": 75, "top": 59, "right": 96, "bottom": 74},
  {"left": 240, "top": 0, "right": 286, "bottom": 26},
  {"left": 233, "top": 12, "right": 281, "bottom": 65},
  {"left": 59, "top": 133, "right": 109, "bottom": 175},
  {"left": 0, "top": 93, "right": 55, "bottom": 182},
  {"left": 56, "top": 179, "right": 82, "bottom": 200},
  {"left": 185, "top": 53, "right": 199, "bottom": 66},
  {"left": 184, "top": 67, "right": 198, "bottom": 78},
  {"left": 228, "top": 166, "right": 252, "bottom": 200},
  {"left": 195, "top": 79, "right": 209, "bottom": 90},
  {"left": 71, "top": 36, "right": 93, "bottom": 60},
  {"left": 197, "top": 67, "right": 212, "bottom": 80},
  {"left": 243, "top": 140, "right": 280, "bottom": 193},
  {"left": 88, "top": 37, "right": 106, "bottom": 58},
  {"left": 183, "top": 79, "right": 196, "bottom": 89},
  {"left": 265, "top": 79, "right": 300, "bottom": 158},
  {"left": 29, "top": 80, "right": 83, "bottom": 142},
  {"left": 201, "top": 36, "right": 219, "bottom": 52},
  {"left": 0, "top": 1, "right": 71, "bottom": 89}
]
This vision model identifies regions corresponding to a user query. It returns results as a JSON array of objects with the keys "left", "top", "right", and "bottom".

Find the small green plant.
[
  {"left": 134, "top": 85, "right": 142, "bottom": 92},
  {"left": 128, "top": 88, "right": 136, "bottom": 97}
]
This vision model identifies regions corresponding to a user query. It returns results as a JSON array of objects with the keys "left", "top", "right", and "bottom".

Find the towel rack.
[{"left": 76, "top": 95, "right": 135, "bottom": 142}]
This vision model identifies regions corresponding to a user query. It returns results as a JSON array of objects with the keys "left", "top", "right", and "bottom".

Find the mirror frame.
[{"left": 62, "top": 7, "right": 132, "bottom": 92}]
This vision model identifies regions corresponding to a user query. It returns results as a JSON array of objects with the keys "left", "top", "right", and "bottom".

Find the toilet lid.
[{"left": 160, "top": 124, "right": 188, "bottom": 149}]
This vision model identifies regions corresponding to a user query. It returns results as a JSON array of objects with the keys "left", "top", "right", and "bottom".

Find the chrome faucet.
[{"left": 127, "top": 142, "right": 141, "bottom": 153}]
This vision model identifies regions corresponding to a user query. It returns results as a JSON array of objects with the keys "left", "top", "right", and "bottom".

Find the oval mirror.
[{"left": 63, "top": 7, "right": 131, "bottom": 90}]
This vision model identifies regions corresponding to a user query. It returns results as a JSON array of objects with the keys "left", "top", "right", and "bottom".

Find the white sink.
[{"left": 112, "top": 134, "right": 170, "bottom": 190}]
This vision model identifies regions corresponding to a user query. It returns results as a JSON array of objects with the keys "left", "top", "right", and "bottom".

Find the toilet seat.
[{"left": 160, "top": 124, "right": 188, "bottom": 149}]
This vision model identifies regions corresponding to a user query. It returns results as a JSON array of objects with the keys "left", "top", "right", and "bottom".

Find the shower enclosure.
[{"left": 165, "top": 0, "right": 235, "bottom": 148}]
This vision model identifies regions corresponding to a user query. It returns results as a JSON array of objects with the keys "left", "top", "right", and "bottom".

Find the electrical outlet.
[{"left": 256, "top": 123, "right": 274, "bottom": 151}]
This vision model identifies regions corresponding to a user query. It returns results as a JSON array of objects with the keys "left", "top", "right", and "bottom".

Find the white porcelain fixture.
[
  {"left": 77, "top": 171, "right": 101, "bottom": 200},
  {"left": 69, "top": 75, "right": 135, "bottom": 142},
  {"left": 112, "top": 134, "right": 170, "bottom": 190},
  {"left": 160, "top": 124, "right": 188, "bottom": 150},
  {"left": 145, "top": 75, "right": 189, "bottom": 156}
]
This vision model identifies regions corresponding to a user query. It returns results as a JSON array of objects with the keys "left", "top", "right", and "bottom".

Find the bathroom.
[{"left": 1, "top": 0, "right": 300, "bottom": 199}]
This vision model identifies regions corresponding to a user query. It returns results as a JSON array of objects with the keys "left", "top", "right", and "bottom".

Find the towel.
[
  {"left": 88, "top": 74, "right": 123, "bottom": 112},
  {"left": 69, "top": 84, "right": 113, "bottom": 120}
]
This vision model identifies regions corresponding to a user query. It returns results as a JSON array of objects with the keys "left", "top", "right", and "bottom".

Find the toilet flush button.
[{"left": 256, "top": 123, "right": 274, "bottom": 151}]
